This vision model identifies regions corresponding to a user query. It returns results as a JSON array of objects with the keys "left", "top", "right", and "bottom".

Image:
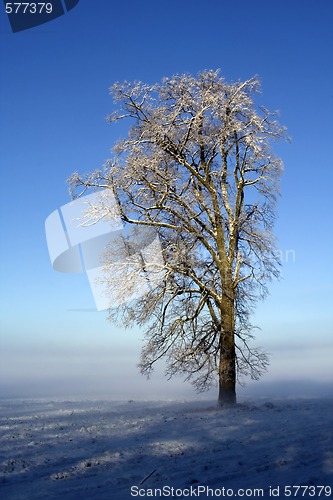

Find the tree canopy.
[{"left": 69, "top": 70, "right": 287, "bottom": 406}]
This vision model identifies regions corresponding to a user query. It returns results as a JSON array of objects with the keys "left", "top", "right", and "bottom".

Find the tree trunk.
[
  {"left": 217, "top": 291, "right": 237, "bottom": 407},
  {"left": 218, "top": 340, "right": 236, "bottom": 407}
]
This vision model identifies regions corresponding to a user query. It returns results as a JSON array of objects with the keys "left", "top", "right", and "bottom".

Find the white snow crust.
[{"left": 0, "top": 398, "right": 332, "bottom": 499}]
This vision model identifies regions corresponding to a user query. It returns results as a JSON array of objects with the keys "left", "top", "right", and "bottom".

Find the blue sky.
[{"left": 0, "top": 0, "right": 332, "bottom": 400}]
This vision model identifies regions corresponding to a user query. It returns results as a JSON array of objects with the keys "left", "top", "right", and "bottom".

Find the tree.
[{"left": 69, "top": 70, "right": 287, "bottom": 407}]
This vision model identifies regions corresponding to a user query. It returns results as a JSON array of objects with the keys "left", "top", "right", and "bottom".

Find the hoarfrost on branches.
[{"left": 68, "top": 70, "right": 288, "bottom": 406}]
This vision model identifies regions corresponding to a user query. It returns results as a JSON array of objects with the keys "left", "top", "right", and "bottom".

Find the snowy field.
[{"left": 0, "top": 398, "right": 332, "bottom": 499}]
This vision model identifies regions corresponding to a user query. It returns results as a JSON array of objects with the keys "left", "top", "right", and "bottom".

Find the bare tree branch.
[{"left": 68, "top": 70, "right": 287, "bottom": 406}]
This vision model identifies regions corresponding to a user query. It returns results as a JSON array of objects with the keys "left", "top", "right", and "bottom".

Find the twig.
[{"left": 140, "top": 469, "right": 156, "bottom": 485}]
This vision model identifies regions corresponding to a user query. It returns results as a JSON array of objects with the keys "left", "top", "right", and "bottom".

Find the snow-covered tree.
[{"left": 69, "top": 70, "right": 287, "bottom": 406}]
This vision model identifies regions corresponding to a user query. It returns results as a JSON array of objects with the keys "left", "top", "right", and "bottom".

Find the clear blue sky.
[{"left": 0, "top": 0, "right": 332, "bottom": 400}]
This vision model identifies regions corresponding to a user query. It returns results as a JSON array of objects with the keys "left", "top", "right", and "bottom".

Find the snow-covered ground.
[{"left": 0, "top": 398, "right": 332, "bottom": 499}]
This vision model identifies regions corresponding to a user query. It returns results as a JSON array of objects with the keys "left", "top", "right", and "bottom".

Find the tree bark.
[
  {"left": 218, "top": 341, "right": 236, "bottom": 407},
  {"left": 217, "top": 291, "right": 237, "bottom": 407}
]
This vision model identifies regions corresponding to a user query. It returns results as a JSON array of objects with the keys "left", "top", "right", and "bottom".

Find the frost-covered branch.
[{"left": 68, "top": 70, "right": 287, "bottom": 404}]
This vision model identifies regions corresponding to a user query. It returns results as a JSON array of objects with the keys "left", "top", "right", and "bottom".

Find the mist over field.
[{"left": 1, "top": 340, "right": 332, "bottom": 401}]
